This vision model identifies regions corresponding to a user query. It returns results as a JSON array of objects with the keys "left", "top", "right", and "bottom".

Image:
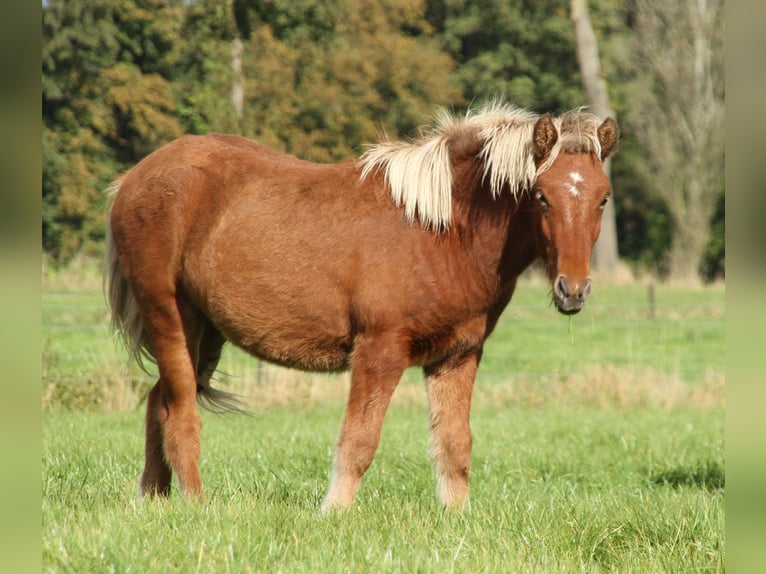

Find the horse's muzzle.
[{"left": 553, "top": 275, "right": 591, "bottom": 315}]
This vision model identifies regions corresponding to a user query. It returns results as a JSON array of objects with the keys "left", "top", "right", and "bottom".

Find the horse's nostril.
[{"left": 556, "top": 276, "right": 591, "bottom": 301}]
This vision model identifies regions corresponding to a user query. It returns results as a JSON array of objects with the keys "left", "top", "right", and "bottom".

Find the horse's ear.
[
  {"left": 597, "top": 117, "right": 619, "bottom": 160},
  {"left": 533, "top": 114, "right": 558, "bottom": 165}
]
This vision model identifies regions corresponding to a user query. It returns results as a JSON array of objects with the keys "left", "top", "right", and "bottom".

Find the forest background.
[{"left": 41, "top": 0, "right": 725, "bottom": 282}]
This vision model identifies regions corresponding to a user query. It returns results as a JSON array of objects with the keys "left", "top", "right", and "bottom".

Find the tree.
[
  {"left": 43, "top": 0, "right": 121, "bottom": 259},
  {"left": 427, "top": 0, "right": 587, "bottom": 112},
  {"left": 43, "top": 0, "right": 185, "bottom": 261},
  {"left": 624, "top": 0, "right": 724, "bottom": 281},
  {"left": 230, "top": 0, "right": 462, "bottom": 161}
]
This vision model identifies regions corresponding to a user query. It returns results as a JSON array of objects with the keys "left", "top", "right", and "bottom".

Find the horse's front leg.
[
  {"left": 321, "top": 334, "right": 407, "bottom": 512},
  {"left": 424, "top": 351, "right": 479, "bottom": 509}
]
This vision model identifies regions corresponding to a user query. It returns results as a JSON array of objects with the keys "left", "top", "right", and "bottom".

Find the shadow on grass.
[{"left": 649, "top": 461, "right": 725, "bottom": 491}]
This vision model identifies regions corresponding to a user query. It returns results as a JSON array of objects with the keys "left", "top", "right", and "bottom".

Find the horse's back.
[{"left": 111, "top": 133, "right": 365, "bottom": 247}]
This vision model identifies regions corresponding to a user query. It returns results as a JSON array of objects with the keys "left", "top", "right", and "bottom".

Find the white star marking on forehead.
[{"left": 566, "top": 171, "right": 583, "bottom": 198}]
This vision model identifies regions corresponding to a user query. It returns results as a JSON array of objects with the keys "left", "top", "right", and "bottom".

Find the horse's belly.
[
  {"left": 185, "top": 214, "right": 357, "bottom": 372},
  {"left": 202, "top": 286, "right": 354, "bottom": 373},
  {"left": 236, "top": 326, "right": 352, "bottom": 372}
]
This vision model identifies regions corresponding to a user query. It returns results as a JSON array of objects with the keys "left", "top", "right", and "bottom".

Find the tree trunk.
[
  {"left": 666, "top": 177, "right": 713, "bottom": 283},
  {"left": 571, "top": 0, "right": 619, "bottom": 274},
  {"left": 231, "top": 37, "right": 244, "bottom": 126}
]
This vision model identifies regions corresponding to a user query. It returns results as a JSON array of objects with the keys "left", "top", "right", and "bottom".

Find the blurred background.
[{"left": 41, "top": 0, "right": 724, "bottom": 283}]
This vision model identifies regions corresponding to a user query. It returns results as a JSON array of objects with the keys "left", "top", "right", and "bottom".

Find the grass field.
[{"left": 42, "top": 271, "right": 725, "bottom": 572}]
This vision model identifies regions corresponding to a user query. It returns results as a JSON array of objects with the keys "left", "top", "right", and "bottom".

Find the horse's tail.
[
  {"left": 104, "top": 179, "right": 157, "bottom": 377},
  {"left": 104, "top": 180, "right": 247, "bottom": 414}
]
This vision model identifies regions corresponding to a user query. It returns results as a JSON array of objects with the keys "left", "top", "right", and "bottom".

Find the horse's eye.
[
  {"left": 599, "top": 196, "right": 610, "bottom": 209},
  {"left": 536, "top": 192, "right": 549, "bottom": 208}
]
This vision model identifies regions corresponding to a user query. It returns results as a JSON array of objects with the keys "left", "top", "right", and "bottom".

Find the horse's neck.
[
  {"left": 497, "top": 195, "right": 539, "bottom": 283},
  {"left": 451, "top": 176, "right": 538, "bottom": 297}
]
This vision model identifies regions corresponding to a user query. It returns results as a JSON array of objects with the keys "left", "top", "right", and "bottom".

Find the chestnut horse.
[{"left": 105, "top": 103, "right": 618, "bottom": 510}]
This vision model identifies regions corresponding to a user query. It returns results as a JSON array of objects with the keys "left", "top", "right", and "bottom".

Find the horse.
[{"left": 105, "top": 102, "right": 618, "bottom": 510}]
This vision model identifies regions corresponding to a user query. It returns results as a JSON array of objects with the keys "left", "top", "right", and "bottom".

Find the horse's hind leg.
[
  {"left": 140, "top": 380, "right": 172, "bottom": 496},
  {"left": 424, "top": 353, "right": 478, "bottom": 509},
  {"left": 137, "top": 291, "right": 204, "bottom": 497}
]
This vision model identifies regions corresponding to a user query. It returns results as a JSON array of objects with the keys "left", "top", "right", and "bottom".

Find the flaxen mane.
[{"left": 359, "top": 102, "right": 606, "bottom": 230}]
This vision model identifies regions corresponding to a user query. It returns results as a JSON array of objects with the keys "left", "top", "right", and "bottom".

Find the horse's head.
[{"left": 530, "top": 113, "right": 618, "bottom": 315}]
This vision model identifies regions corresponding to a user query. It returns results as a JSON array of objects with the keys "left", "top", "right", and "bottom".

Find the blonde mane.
[{"left": 359, "top": 102, "right": 606, "bottom": 231}]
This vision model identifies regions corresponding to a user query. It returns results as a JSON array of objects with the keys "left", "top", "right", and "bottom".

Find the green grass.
[
  {"left": 43, "top": 406, "right": 724, "bottom": 572},
  {"left": 42, "top": 273, "right": 725, "bottom": 571}
]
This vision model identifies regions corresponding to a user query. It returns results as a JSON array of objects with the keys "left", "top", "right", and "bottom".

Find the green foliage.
[
  {"left": 700, "top": 192, "right": 725, "bottom": 282},
  {"left": 42, "top": 0, "right": 185, "bottom": 262},
  {"left": 42, "top": 0, "right": 724, "bottom": 279},
  {"left": 200, "top": 0, "right": 460, "bottom": 160},
  {"left": 610, "top": 135, "right": 675, "bottom": 275},
  {"left": 427, "top": 0, "right": 585, "bottom": 112}
]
